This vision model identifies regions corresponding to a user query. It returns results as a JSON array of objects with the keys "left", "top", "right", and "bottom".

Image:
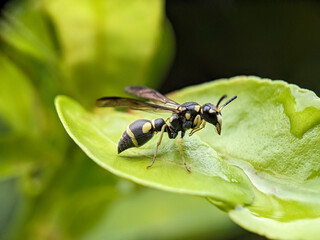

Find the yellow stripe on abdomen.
[{"left": 126, "top": 127, "right": 139, "bottom": 147}]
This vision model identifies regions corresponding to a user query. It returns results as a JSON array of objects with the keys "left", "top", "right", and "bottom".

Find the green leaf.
[{"left": 56, "top": 76, "right": 320, "bottom": 239}]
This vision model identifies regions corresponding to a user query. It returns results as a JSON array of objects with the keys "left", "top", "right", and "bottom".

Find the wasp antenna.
[
  {"left": 216, "top": 95, "right": 228, "bottom": 110},
  {"left": 218, "top": 96, "right": 237, "bottom": 111}
]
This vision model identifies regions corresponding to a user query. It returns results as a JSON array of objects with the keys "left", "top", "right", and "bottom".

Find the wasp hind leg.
[{"left": 146, "top": 124, "right": 167, "bottom": 170}]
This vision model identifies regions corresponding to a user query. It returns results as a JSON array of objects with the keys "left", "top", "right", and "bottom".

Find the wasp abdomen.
[{"left": 118, "top": 118, "right": 166, "bottom": 154}]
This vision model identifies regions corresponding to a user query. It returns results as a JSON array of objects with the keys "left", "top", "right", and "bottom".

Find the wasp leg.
[
  {"left": 189, "top": 121, "right": 206, "bottom": 136},
  {"left": 176, "top": 137, "right": 191, "bottom": 173},
  {"left": 146, "top": 124, "right": 167, "bottom": 169}
]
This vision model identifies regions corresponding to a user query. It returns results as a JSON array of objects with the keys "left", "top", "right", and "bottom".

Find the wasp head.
[{"left": 202, "top": 95, "right": 237, "bottom": 135}]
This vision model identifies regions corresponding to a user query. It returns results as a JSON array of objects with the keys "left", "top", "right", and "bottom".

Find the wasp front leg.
[{"left": 189, "top": 121, "right": 206, "bottom": 136}]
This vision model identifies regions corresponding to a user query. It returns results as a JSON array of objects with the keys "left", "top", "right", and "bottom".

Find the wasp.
[{"left": 96, "top": 86, "right": 237, "bottom": 173}]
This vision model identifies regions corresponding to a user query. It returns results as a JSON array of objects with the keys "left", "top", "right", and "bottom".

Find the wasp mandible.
[{"left": 96, "top": 86, "right": 237, "bottom": 173}]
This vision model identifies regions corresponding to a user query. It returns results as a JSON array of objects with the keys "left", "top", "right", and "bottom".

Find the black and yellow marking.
[
  {"left": 194, "top": 105, "right": 201, "bottom": 112},
  {"left": 193, "top": 114, "right": 202, "bottom": 128},
  {"left": 151, "top": 119, "right": 156, "bottom": 129},
  {"left": 142, "top": 122, "right": 152, "bottom": 133},
  {"left": 178, "top": 106, "right": 186, "bottom": 111},
  {"left": 126, "top": 126, "right": 139, "bottom": 147}
]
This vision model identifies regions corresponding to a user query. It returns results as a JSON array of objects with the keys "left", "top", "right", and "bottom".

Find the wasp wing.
[
  {"left": 96, "top": 97, "right": 180, "bottom": 113},
  {"left": 125, "top": 86, "right": 180, "bottom": 107}
]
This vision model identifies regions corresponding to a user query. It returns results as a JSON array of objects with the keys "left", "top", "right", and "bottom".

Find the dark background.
[{"left": 162, "top": 0, "right": 320, "bottom": 95}]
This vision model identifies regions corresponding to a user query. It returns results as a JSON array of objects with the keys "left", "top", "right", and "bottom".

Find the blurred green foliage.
[{"left": 0, "top": 0, "right": 250, "bottom": 240}]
